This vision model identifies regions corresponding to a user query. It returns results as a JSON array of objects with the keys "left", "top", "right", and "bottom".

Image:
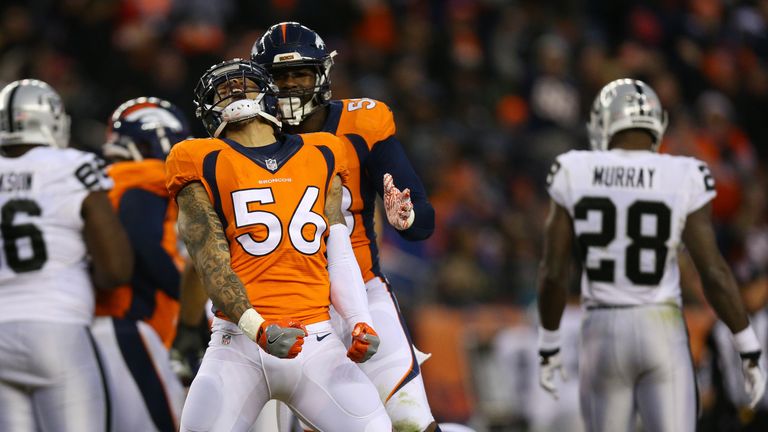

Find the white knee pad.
[
  {"left": 181, "top": 374, "right": 223, "bottom": 431},
  {"left": 386, "top": 378, "right": 435, "bottom": 432}
]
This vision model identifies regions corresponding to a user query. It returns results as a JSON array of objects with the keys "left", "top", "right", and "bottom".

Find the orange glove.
[
  {"left": 347, "top": 322, "right": 380, "bottom": 363},
  {"left": 255, "top": 319, "right": 308, "bottom": 359}
]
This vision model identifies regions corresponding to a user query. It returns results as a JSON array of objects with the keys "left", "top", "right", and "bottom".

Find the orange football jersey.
[
  {"left": 165, "top": 133, "right": 348, "bottom": 325},
  {"left": 95, "top": 159, "right": 183, "bottom": 347},
  {"left": 321, "top": 98, "right": 396, "bottom": 282}
]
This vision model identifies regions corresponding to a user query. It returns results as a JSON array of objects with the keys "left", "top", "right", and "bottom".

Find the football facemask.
[{"left": 194, "top": 58, "right": 281, "bottom": 138}]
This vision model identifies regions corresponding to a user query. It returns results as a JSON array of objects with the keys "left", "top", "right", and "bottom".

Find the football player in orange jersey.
[
  {"left": 253, "top": 22, "right": 440, "bottom": 432},
  {"left": 166, "top": 58, "right": 391, "bottom": 432},
  {"left": 91, "top": 97, "right": 189, "bottom": 432}
]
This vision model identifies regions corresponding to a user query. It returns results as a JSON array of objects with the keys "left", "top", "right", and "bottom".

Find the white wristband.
[
  {"left": 238, "top": 308, "right": 265, "bottom": 341},
  {"left": 538, "top": 326, "right": 561, "bottom": 352},
  {"left": 733, "top": 326, "right": 761, "bottom": 353}
]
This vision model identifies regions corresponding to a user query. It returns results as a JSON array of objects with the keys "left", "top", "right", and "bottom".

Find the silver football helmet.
[
  {"left": 587, "top": 78, "right": 668, "bottom": 151},
  {"left": 0, "top": 79, "right": 70, "bottom": 148}
]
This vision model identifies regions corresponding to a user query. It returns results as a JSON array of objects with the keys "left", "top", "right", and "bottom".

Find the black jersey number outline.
[
  {"left": 1, "top": 199, "right": 48, "bottom": 272},
  {"left": 698, "top": 164, "right": 715, "bottom": 192},
  {"left": 75, "top": 158, "right": 108, "bottom": 190},
  {"left": 574, "top": 197, "right": 671, "bottom": 285}
]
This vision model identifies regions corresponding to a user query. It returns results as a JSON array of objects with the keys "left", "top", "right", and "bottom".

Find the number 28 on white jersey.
[{"left": 546, "top": 149, "right": 716, "bottom": 307}]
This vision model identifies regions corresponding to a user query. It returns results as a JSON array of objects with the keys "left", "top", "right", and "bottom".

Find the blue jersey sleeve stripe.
[
  {"left": 314, "top": 145, "right": 335, "bottom": 194},
  {"left": 202, "top": 150, "right": 228, "bottom": 231},
  {"left": 321, "top": 100, "right": 344, "bottom": 135},
  {"left": 345, "top": 133, "right": 381, "bottom": 277},
  {"left": 118, "top": 189, "right": 181, "bottom": 311}
]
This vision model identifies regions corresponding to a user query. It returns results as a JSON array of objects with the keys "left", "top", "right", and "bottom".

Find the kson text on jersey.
[{"left": 0, "top": 171, "right": 33, "bottom": 192}]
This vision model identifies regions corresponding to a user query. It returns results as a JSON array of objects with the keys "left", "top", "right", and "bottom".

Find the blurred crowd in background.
[{"left": 3, "top": 0, "right": 768, "bottom": 430}]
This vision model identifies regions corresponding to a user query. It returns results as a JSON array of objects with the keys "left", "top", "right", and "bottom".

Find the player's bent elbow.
[
  {"left": 92, "top": 256, "right": 133, "bottom": 290},
  {"left": 82, "top": 191, "right": 134, "bottom": 289},
  {"left": 107, "top": 256, "right": 133, "bottom": 286}
]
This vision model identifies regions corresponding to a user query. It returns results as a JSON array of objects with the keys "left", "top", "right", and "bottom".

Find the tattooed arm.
[
  {"left": 176, "top": 181, "right": 250, "bottom": 322},
  {"left": 176, "top": 181, "right": 307, "bottom": 358}
]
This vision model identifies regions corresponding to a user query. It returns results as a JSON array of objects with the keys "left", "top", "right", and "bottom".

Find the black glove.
[{"left": 170, "top": 322, "right": 207, "bottom": 386}]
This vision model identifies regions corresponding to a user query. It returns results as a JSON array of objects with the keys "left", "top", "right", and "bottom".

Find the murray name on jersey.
[
  {"left": 547, "top": 149, "right": 716, "bottom": 307},
  {"left": 592, "top": 165, "right": 655, "bottom": 189}
]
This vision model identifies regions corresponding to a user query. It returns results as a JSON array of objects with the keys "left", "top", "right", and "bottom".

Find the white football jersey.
[
  {"left": 547, "top": 149, "right": 716, "bottom": 307},
  {"left": 0, "top": 146, "right": 112, "bottom": 325}
]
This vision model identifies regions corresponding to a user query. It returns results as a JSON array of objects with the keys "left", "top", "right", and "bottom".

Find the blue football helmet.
[
  {"left": 194, "top": 58, "right": 281, "bottom": 137},
  {"left": 251, "top": 22, "right": 337, "bottom": 125},
  {"left": 104, "top": 97, "right": 190, "bottom": 161}
]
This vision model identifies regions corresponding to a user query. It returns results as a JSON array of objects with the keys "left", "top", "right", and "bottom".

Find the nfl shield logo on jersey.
[
  {"left": 222, "top": 334, "right": 231, "bottom": 345},
  {"left": 265, "top": 158, "right": 278, "bottom": 171}
]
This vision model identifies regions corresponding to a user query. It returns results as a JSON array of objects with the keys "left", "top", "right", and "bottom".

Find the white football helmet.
[
  {"left": 0, "top": 79, "right": 70, "bottom": 148},
  {"left": 587, "top": 78, "right": 667, "bottom": 151}
]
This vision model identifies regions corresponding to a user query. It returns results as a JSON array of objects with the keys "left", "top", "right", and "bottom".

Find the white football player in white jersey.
[
  {"left": 536, "top": 78, "right": 767, "bottom": 432},
  {"left": 0, "top": 79, "right": 133, "bottom": 432}
]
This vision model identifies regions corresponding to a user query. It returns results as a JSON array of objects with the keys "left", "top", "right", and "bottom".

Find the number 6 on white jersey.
[{"left": 232, "top": 187, "right": 327, "bottom": 256}]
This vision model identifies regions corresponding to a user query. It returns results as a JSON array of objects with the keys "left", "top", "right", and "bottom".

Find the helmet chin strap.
[
  {"left": 213, "top": 97, "right": 282, "bottom": 138},
  {"left": 278, "top": 96, "right": 319, "bottom": 126}
]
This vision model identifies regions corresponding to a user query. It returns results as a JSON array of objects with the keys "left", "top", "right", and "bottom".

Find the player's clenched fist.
[
  {"left": 256, "top": 319, "right": 308, "bottom": 359},
  {"left": 383, "top": 173, "right": 414, "bottom": 230},
  {"left": 347, "top": 322, "right": 380, "bottom": 363},
  {"left": 238, "top": 309, "right": 307, "bottom": 359}
]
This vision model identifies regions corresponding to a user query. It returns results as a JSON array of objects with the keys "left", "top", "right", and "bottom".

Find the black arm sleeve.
[
  {"left": 365, "top": 136, "right": 435, "bottom": 241},
  {"left": 119, "top": 188, "right": 181, "bottom": 298}
]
